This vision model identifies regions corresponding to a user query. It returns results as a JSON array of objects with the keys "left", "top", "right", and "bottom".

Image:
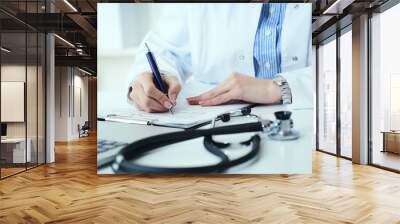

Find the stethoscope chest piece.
[{"left": 267, "top": 111, "right": 300, "bottom": 141}]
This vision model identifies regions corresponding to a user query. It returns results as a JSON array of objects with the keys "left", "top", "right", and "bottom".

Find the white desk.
[
  {"left": 98, "top": 105, "right": 313, "bottom": 174},
  {"left": 1, "top": 138, "right": 31, "bottom": 163}
]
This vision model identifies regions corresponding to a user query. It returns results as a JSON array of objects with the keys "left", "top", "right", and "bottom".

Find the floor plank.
[{"left": 1, "top": 134, "right": 400, "bottom": 224}]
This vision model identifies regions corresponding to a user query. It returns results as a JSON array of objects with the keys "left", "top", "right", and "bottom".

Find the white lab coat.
[{"left": 130, "top": 3, "right": 313, "bottom": 109}]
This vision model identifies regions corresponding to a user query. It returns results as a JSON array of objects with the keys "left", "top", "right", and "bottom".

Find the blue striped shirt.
[{"left": 253, "top": 3, "right": 286, "bottom": 79}]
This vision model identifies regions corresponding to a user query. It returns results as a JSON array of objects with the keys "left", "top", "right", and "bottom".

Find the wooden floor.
[
  {"left": 1, "top": 135, "right": 400, "bottom": 224},
  {"left": 0, "top": 167, "right": 26, "bottom": 178}
]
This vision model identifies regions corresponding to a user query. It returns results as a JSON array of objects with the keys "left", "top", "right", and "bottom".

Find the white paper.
[{"left": 105, "top": 80, "right": 249, "bottom": 128}]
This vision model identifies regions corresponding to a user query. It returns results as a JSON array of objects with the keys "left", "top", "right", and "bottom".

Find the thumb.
[{"left": 164, "top": 76, "right": 181, "bottom": 104}]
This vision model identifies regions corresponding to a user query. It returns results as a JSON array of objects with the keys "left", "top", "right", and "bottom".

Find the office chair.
[{"left": 79, "top": 121, "right": 90, "bottom": 138}]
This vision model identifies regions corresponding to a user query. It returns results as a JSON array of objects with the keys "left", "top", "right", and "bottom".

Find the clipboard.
[
  {"left": 102, "top": 104, "right": 252, "bottom": 129},
  {"left": 98, "top": 80, "right": 253, "bottom": 129}
]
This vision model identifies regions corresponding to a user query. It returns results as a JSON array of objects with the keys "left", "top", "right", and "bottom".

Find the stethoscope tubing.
[
  {"left": 119, "top": 122, "right": 263, "bottom": 160},
  {"left": 112, "top": 122, "right": 263, "bottom": 174},
  {"left": 114, "top": 135, "right": 260, "bottom": 174}
]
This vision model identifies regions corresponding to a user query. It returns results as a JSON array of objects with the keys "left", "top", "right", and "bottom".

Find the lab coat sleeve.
[
  {"left": 279, "top": 66, "right": 314, "bottom": 110},
  {"left": 128, "top": 6, "right": 192, "bottom": 85}
]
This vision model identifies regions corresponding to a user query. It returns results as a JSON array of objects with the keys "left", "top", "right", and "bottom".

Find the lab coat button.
[
  {"left": 266, "top": 29, "right": 272, "bottom": 36},
  {"left": 238, "top": 55, "right": 245, "bottom": 60},
  {"left": 270, "top": 8, "right": 275, "bottom": 14},
  {"left": 294, "top": 4, "right": 299, "bottom": 9},
  {"left": 292, "top": 56, "right": 298, "bottom": 61},
  {"left": 265, "top": 63, "right": 271, "bottom": 70}
]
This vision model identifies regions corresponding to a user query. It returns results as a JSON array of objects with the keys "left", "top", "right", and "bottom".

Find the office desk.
[
  {"left": 1, "top": 138, "right": 32, "bottom": 164},
  {"left": 98, "top": 105, "right": 313, "bottom": 174},
  {"left": 381, "top": 131, "right": 400, "bottom": 154}
]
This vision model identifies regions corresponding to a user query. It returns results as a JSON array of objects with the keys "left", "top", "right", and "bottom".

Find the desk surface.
[
  {"left": 381, "top": 131, "right": 400, "bottom": 134},
  {"left": 98, "top": 105, "right": 313, "bottom": 174},
  {"left": 1, "top": 138, "right": 27, "bottom": 143}
]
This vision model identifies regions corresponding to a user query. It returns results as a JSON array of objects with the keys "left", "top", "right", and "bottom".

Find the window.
[
  {"left": 317, "top": 37, "right": 337, "bottom": 155},
  {"left": 370, "top": 3, "right": 400, "bottom": 171},
  {"left": 339, "top": 29, "right": 352, "bottom": 158}
]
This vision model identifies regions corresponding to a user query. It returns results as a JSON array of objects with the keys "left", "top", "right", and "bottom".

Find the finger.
[
  {"left": 186, "top": 97, "right": 200, "bottom": 105},
  {"left": 142, "top": 97, "right": 169, "bottom": 112},
  {"left": 190, "top": 80, "right": 232, "bottom": 102},
  {"left": 199, "top": 90, "right": 235, "bottom": 106},
  {"left": 130, "top": 81, "right": 144, "bottom": 106},
  {"left": 141, "top": 75, "right": 173, "bottom": 109},
  {"left": 163, "top": 76, "right": 181, "bottom": 104},
  {"left": 133, "top": 84, "right": 167, "bottom": 112},
  {"left": 198, "top": 80, "right": 232, "bottom": 100},
  {"left": 186, "top": 87, "right": 228, "bottom": 105}
]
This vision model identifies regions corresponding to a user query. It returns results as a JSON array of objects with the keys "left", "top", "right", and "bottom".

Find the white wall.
[
  {"left": 98, "top": 3, "right": 161, "bottom": 57},
  {"left": 54, "top": 67, "right": 89, "bottom": 141},
  {"left": 97, "top": 4, "right": 166, "bottom": 112},
  {"left": 55, "top": 67, "right": 68, "bottom": 141},
  {"left": 97, "top": 57, "right": 135, "bottom": 114},
  {"left": 72, "top": 74, "right": 89, "bottom": 138}
]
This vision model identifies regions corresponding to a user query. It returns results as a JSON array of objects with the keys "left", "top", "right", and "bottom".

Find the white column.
[
  {"left": 46, "top": 33, "right": 55, "bottom": 163},
  {"left": 45, "top": 0, "right": 56, "bottom": 163}
]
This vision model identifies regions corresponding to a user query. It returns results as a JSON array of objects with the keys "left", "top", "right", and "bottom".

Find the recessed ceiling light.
[
  {"left": 323, "top": 0, "right": 354, "bottom": 15},
  {"left": 63, "top": 0, "right": 78, "bottom": 12},
  {"left": 78, "top": 67, "right": 93, "bottom": 76},
  {"left": 1, "top": 47, "right": 11, "bottom": 53},
  {"left": 54, "top": 34, "right": 75, "bottom": 48}
]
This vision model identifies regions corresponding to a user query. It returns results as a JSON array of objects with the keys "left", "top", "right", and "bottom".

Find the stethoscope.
[{"left": 111, "top": 107, "right": 300, "bottom": 174}]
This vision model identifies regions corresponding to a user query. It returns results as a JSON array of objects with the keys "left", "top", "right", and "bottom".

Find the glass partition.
[
  {"left": 26, "top": 0, "right": 42, "bottom": 169},
  {"left": 1, "top": 30, "right": 28, "bottom": 177},
  {"left": 27, "top": 31, "right": 38, "bottom": 169},
  {"left": 0, "top": 1, "right": 46, "bottom": 179},
  {"left": 38, "top": 32, "right": 45, "bottom": 165}
]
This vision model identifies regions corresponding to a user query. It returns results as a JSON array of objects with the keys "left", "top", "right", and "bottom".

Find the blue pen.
[{"left": 145, "top": 43, "right": 173, "bottom": 114}]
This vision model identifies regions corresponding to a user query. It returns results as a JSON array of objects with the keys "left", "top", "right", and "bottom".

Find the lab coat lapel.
[
  {"left": 246, "top": 4, "right": 263, "bottom": 76},
  {"left": 247, "top": 4, "right": 263, "bottom": 46},
  {"left": 281, "top": 3, "right": 311, "bottom": 71},
  {"left": 281, "top": 4, "right": 295, "bottom": 70}
]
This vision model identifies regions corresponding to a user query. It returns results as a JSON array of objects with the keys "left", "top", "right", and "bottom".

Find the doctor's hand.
[
  {"left": 129, "top": 72, "right": 181, "bottom": 113},
  {"left": 186, "top": 73, "right": 281, "bottom": 106}
]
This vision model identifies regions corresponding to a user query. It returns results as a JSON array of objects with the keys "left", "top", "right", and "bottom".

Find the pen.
[{"left": 145, "top": 43, "right": 173, "bottom": 114}]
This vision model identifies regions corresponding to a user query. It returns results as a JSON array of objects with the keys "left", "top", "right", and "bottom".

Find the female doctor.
[{"left": 128, "top": 3, "right": 312, "bottom": 113}]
